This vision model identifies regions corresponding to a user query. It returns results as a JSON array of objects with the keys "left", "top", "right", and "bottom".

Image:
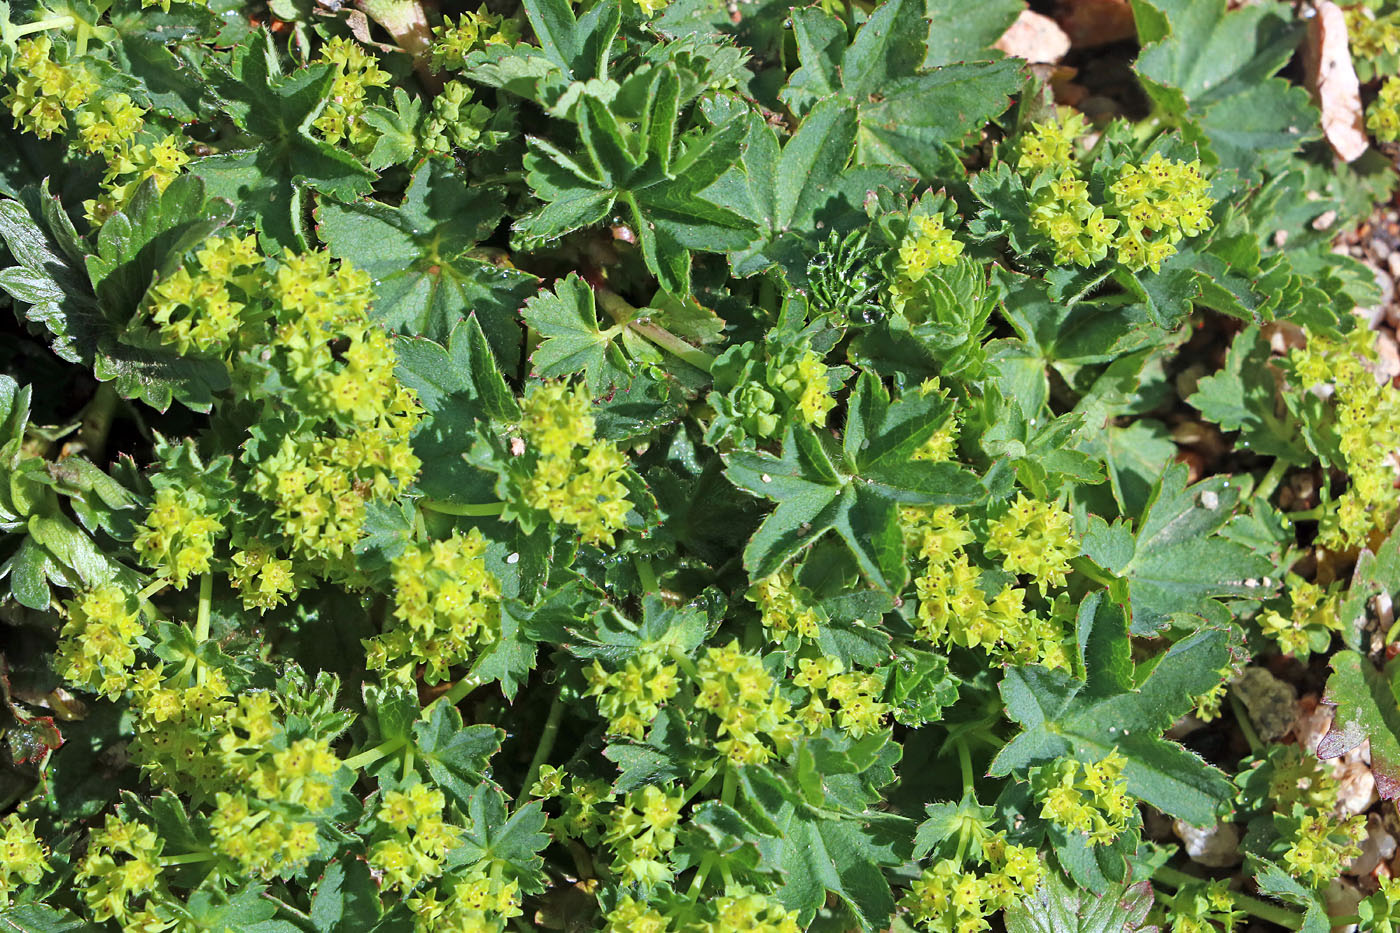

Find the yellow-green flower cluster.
[
  {"left": 431, "top": 8, "right": 520, "bottom": 71},
  {"left": 1347, "top": 4, "right": 1400, "bottom": 57},
  {"left": 1256, "top": 576, "right": 1343, "bottom": 659},
  {"left": 897, "top": 214, "right": 964, "bottom": 283},
  {"left": 1016, "top": 110, "right": 1088, "bottom": 175},
  {"left": 85, "top": 134, "right": 191, "bottom": 225},
  {"left": 906, "top": 503, "right": 1069, "bottom": 667},
  {"left": 695, "top": 640, "right": 800, "bottom": 765},
  {"left": 1108, "top": 153, "right": 1214, "bottom": 273},
  {"left": 133, "top": 484, "right": 225, "bottom": 589},
  {"left": 603, "top": 785, "right": 685, "bottom": 885},
  {"left": 208, "top": 753, "right": 336, "bottom": 878},
  {"left": 2, "top": 36, "right": 97, "bottom": 139},
  {"left": 749, "top": 567, "right": 821, "bottom": 642},
  {"left": 408, "top": 868, "right": 526, "bottom": 933},
  {"left": 730, "top": 346, "right": 836, "bottom": 437},
  {"left": 585, "top": 648, "right": 680, "bottom": 739},
  {"left": 791, "top": 656, "right": 891, "bottom": 738},
  {"left": 54, "top": 584, "right": 146, "bottom": 697},
  {"left": 901, "top": 834, "right": 1042, "bottom": 933},
  {"left": 1031, "top": 751, "right": 1135, "bottom": 846},
  {"left": 517, "top": 381, "right": 633, "bottom": 546},
  {"left": 1026, "top": 135, "right": 1214, "bottom": 273},
  {"left": 984, "top": 493, "right": 1077, "bottom": 588},
  {"left": 147, "top": 233, "right": 261, "bottom": 354},
  {"left": 75, "top": 815, "right": 166, "bottom": 927},
  {"left": 123, "top": 659, "right": 342, "bottom": 881},
  {"left": 1280, "top": 809, "right": 1365, "bottom": 888},
  {"left": 1030, "top": 173, "right": 1119, "bottom": 268},
  {"left": 1162, "top": 879, "right": 1242, "bottom": 933},
  {"left": 705, "top": 890, "right": 803, "bottom": 932},
  {"left": 1290, "top": 328, "right": 1400, "bottom": 549},
  {"left": 1371, "top": 77, "right": 1400, "bottom": 142},
  {"left": 0, "top": 814, "right": 49, "bottom": 905},
  {"left": 423, "top": 80, "right": 497, "bottom": 154},
  {"left": 228, "top": 545, "right": 299, "bottom": 611},
  {"left": 368, "top": 528, "right": 502, "bottom": 684},
  {"left": 369, "top": 783, "right": 463, "bottom": 891},
  {"left": 605, "top": 896, "right": 673, "bottom": 933},
  {"left": 73, "top": 91, "right": 144, "bottom": 159},
  {"left": 314, "top": 37, "right": 391, "bottom": 156}
]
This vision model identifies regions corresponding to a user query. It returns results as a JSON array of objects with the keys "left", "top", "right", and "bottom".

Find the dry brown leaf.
[
  {"left": 1305, "top": 0, "right": 1370, "bottom": 163},
  {"left": 1054, "top": 0, "right": 1135, "bottom": 49}
]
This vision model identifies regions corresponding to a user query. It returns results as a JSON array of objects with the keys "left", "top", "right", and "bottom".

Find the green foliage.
[{"left": 0, "top": 0, "right": 1395, "bottom": 931}]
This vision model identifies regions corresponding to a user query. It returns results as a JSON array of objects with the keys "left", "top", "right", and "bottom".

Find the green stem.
[
  {"left": 682, "top": 762, "right": 721, "bottom": 803},
  {"left": 194, "top": 573, "right": 212, "bottom": 685},
  {"left": 261, "top": 891, "right": 313, "bottom": 925},
  {"left": 159, "top": 851, "right": 215, "bottom": 866},
  {"left": 342, "top": 736, "right": 407, "bottom": 771},
  {"left": 1228, "top": 692, "right": 1263, "bottom": 756},
  {"left": 433, "top": 675, "right": 485, "bottom": 710},
  {"left": 1285, "top": 506, "right": 1324, "bottom": 522},
  {"left": 720, "top": 765, "right": 737, "bottom": 807},
  {"left": 419, "top": 498, "right": 507, "bottom": 517},
  {"left": 688, "top": 852, "right": 717, "bottom": 898},
  {"left": 1255, "top": 459, "right": 1289, "bottom": 504},
  {"left": 956, "top": 740, "right": 975, "bottom": 798},
  {"left": 1152, "top": 865, "right": 1302, "bottom": 930},
  {"left": 635, "top": 557, "right": 659, "bottom": 594},
  {"left": 137, "top": 577, "right": 169, "bottom": 602},
  {"left": 9, "top": 15, "right": 75, "bottom": 39},
  {"left": 516, "top": 691, "right": 566, "bottom": 807},
  {"left": 194, "top": 573, "right": 212, "bottom": 643},
  {"left": 74, "top": 382, "right": 119, "bottom": 462},
  {"left": 596, "top": 288, "right": 716, "bottom": 374},
  {"left": 668, "top": 645, "right": 701, "bottom": 681}
]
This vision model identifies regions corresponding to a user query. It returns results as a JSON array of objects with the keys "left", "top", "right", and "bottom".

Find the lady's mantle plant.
[{"left": 1, "top": 0, "right": 1400, "bottom": 930}]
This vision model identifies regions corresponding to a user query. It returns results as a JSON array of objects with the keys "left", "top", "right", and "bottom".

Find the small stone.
[
  {"left": 1337, "top": 758, "right": 1379, "bottom": 817},
  {"left": 1173, "top": 818, "right": 1242, "bottom": 868},
  {"left": 994, "top": 10, "right": 1071, "bottom": 64},
  {"left": 1233, "top": 667, "right": 1299, "bottom": 742},
  {"left": 1313, "top": 209, "right": 1340, "bottom": 230},
  {"left": 1388, "top": 252, "right": 1400, "bottom": 279}
]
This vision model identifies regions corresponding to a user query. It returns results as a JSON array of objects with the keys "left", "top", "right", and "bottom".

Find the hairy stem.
[
  {"left": 419, "top": 498, "right": 507, "bottom": 517},
  {"left": 73, "top": 382, "right": 119, "bottom": 462},
  {"left": 596, "top": 288, "right": 716, "bottom": 374},
  {"left": 342, "top": 736, "right": 407, "bottom": 771},
  {"left": 1152, "top": 865, "right": 1302, "bottom": 930},
  {"left": 516, "top": 690, "right": 565, "bottom": 806}
]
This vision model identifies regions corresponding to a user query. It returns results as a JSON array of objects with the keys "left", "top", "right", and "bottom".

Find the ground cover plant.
[{"left": 4, "top": 0, "right": 1400, "bottom": 929}]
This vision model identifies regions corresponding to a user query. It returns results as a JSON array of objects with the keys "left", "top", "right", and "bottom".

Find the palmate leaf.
[
  {"left": 780, "top": 0, "right": 1022, "bottom": 180},
  {"left": 318, "top": 156, "right": 538, "bottom": 364},
  {"left": 989, "top": 591, "right": 1235, "bottom": 826},
  {"left": 739, "top": 737, "right": 908, "bottom": 931},
  {"left": 724, "top": 372, "right": 982, "bottom": 592},
  {"left": 0, "top": 179, "right": 231, "bottom": 412},
  {"left": 520, "top": 272, "right": 633, "bottom": 394},
  {"left": 1003, "top": 872, "right": 1159, "bottom": 933},
  {"left": 190, "top": 29, "right": 374, "bottom": 253},
  {"left": 710, "top": 101, "right": 911, "bottom": 281},
  {"left": 1130, "top": 0, "right": 1318, "bottom": 183},
  {"left": 519, "top": 65, "right": 755, "bottom": 294},
  {"left": 1080, "top": 462, "right": 1275, "bottom": 634},
  {"left": 1187, "top": 325, "right": 1309, "bottom": 463},
  {"left": 0, "top": 904, "right": 93, "bottom": 932}
]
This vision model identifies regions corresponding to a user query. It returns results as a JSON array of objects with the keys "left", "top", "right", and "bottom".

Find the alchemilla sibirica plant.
[{"left": 3, "top": 0, "right": 1400, "bottom": 928}]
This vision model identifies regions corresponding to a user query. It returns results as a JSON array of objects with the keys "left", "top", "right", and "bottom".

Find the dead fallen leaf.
[
  {"left": 1305, "top": 0, "right": 1370, "bottom": 162},
  {"left": 1054, "top": 0, "right": 1135, "bottom": 49}
]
